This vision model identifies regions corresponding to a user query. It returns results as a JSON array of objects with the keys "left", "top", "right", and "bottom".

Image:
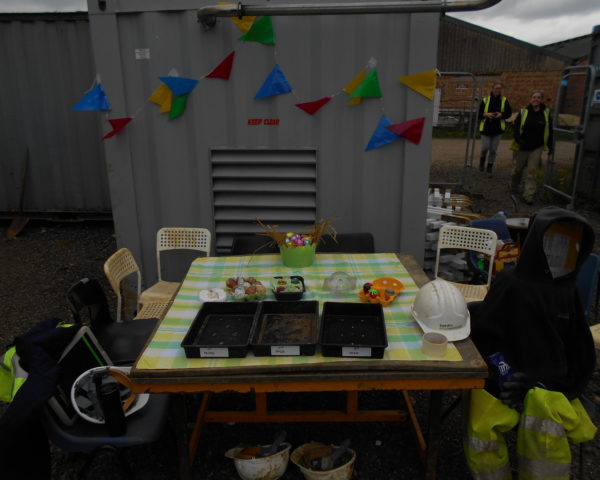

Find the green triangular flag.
[
  {"left": 350, "top": 68, "right": 382, "bottom": 98},
  {"left": 169, "top": 93, "right": 189, "bottom": 119},
  {"left": 238, "top": 16, "right": 275, "bottom": 45}
]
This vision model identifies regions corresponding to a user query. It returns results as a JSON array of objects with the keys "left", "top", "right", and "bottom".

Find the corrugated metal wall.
[
  {"left": 438, "top": 16, "right": 570, "bottom": 74},
  {"left": 0, "top": 13, "right": 111, "bottom": 214},
  {"left": 87, "top": 0, "right": 438, "bottom": 285}
]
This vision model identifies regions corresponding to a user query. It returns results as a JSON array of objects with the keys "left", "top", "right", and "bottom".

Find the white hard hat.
[{"left": 411, "top": 279, "right": 470, "bottom": 341}]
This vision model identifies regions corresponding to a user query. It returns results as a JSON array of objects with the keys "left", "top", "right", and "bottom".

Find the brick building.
[{"left": 436, "top": 16, "right": 592, "bottom": 124}]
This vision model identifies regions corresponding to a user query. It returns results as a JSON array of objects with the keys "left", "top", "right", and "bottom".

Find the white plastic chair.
[
  {"left": 103, "top": 248, "right": 172, "bottom": 323},
  {"left": 139, "top": 227, "right": 212, "bottom": 304},
  {"left": 434, "top": 225, "right": 498, "bottom": 303}
]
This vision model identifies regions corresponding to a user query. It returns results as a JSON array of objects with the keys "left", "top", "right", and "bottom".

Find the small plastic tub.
[
  {"left": 421, "top": 332, "right": 448, "bottom": 358},
  {"left": 272, "top": 275, "right": 305, "bottom": 301}
]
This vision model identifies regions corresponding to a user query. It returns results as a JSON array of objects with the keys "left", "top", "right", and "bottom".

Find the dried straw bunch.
[{"left": 256, "top": 218, "right": 337, "bottom": 247}]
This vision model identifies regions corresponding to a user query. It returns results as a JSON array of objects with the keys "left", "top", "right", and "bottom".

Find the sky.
[
  {"left": 449, "top": 0, "right": 600, "bottom": 46},
  {"left": 0, "top": 0, "right": 598, "bottom": 46}
]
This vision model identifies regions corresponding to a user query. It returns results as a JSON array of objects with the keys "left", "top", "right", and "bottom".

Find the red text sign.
[{"left": 247, "top": 118, "right": 280, "bottom": 126}]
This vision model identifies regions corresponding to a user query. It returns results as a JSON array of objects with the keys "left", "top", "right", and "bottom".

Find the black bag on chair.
[{"left": 67, "top": 278, "right": 158, "bottom": 364}]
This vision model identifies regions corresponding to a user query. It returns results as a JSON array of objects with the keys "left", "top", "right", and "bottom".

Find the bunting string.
[{"left": 73, "top": 15, "right": 433, "bottom": 149}]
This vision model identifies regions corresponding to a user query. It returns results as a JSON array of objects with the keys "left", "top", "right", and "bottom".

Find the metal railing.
[{"left": 544, "top": 64, "right": 597, "bottom": 209}]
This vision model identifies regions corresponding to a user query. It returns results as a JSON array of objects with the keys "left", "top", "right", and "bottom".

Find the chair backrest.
[
  {"left": 66, "top": 278, "right": 113, "bottom": 331},
  {"left": 576, "top": 253, "right": 600, "bottom": 319},
  {"left": 468, "top": 218, "right": 513, "bottom": 278},
  {"left": 231, "top": 234, "right": 279, "bottom": 255},
  {"left": 103, "top": 247, "right": 141, "bottom": 323},
  {"left": 156, "top": 228, "right": 211, "bottom": 281},
  {"left": 470, "top": 218, "right": 512, "bottom": 242},
  {"left": 316, "top": 233, "right": 375, "bottom": 253},
  {"left": 435, "top": 225, "right": 498, "bottom": 287}
]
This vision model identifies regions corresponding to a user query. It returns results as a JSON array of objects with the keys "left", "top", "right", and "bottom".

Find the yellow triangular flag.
[
  {"left": 397, "top": 69, "right": 437, "bottom": 100},
  {"left": 344, "top": 69, "right": 366, "bottom": 106},
  {"left": 148, "top": 83, "right": 173, "bottom": 113},
  {"left": 218, "top": 2, "right": 256, "bottom": 33}
]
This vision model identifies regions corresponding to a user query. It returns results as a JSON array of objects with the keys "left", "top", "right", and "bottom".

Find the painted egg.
[{"left": 234, "top": 287, "right": 245, "bottom": 296}]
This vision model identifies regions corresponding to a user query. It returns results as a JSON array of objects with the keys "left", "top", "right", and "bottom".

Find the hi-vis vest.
[
  {"left": 465, "top": 388, "right": 596, "bottom": 480},
  {"left": 480, "top": 96, "right": 508, "bottom": 132},
  {"left": 0, "top": 347, "right": 27, "bottom": 402},
  {"left": 0, "top": 321, "right": 74, "bottom": 403},
  {"left": 510, "top": 108, "right": 551, "bottom": 152}
]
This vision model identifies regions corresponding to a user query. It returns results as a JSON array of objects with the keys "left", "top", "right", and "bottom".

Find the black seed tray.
[
  {"left": 320, "top": 302, "right": 387, "bottom": 358},
  {"left": 181, "top": 302, "right": 259, "bottom": 358},
  {"left": 251, "top": 301, "right": 319, "bottom": 356}
]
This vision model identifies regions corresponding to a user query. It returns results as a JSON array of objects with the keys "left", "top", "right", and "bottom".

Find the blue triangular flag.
[
  {"left": 255, "top": 65, "right": 292, "bottom": 99},
  {"left": 72, "top": 84, "right": 111, "bottom": 111},
  {"left": 159, "top": 76, "right": 199, "bottom": 96},
  {"left": 365, "top": 115, "right": 401, "bottom": 151}
]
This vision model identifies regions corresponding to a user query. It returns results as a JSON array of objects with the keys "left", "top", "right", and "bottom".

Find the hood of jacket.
[{"left": 515, "top": 206, "right": 594, "bottom": 283}]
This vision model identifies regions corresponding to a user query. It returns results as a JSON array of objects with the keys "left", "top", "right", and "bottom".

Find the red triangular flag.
[
  {"left": 103, "top": 117, "right": 132, "bottom": 140},
  {"left": 206, "top": 51, "right": 235, "bottom": 80},
  {"left": 295, "top": 97, "right": 332, "bottom": 115},
  {"left": 385, "top": 117, "right": 425, "bottom": 145}
]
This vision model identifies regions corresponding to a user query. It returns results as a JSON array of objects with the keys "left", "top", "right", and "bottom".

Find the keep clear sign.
[
  {"left": 271, "top": 345, "right": 300, "bottom": 356},
  {"left": 342, "top": 346, "right": 372, "bottom": 357},
  {"left": 200, "top": 347, "right": 229, "bottom": 358}
]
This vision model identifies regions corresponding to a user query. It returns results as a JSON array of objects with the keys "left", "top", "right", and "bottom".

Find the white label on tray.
[
  {"left": 271, "top": 345, "right": 300, "bottom": 356},
  {"left": 199, "top": 347, "right": 229, "bottom": 358},
  {"left": 342, "top": 346, "right": 372, "bottom": 357}
]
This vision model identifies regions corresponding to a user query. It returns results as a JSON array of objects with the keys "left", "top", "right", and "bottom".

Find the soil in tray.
[
  {"left": 321, "top": 315, "right": 384, "bottom": 345},
  {"left": 256, "top": 313, "right": 315, "bottom": 345},
  {"left": 193, "top": 314, "right": 254, "bottom": 346}
]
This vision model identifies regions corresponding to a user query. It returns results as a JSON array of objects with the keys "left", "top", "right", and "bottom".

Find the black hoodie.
[{"left": 471, "top": 206, "right": 596, "bottom": 399}]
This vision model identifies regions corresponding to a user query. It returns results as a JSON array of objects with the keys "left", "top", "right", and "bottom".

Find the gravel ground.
[{"left": 1, "top": 138, "right": 600, "bottom": 479}]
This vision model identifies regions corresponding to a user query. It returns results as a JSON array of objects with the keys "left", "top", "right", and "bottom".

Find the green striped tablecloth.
[{"left": 136, "top": 253, "right": 462, "bottom": 370}]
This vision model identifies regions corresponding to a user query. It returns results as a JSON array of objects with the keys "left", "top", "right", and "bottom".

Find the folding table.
[{"left": 126, "top": 253, "right": 487, "bottom": 479}]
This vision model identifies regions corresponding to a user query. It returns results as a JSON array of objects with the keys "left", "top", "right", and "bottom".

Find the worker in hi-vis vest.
[
  {"left": 478, "top": 82, "right": 512, "bottom": 176},
  {"left": 510, "top": 90, "right": 554, "bottom": 204},
  {"left": 466, "top": 207, "right": 597, "bottom": 480}
]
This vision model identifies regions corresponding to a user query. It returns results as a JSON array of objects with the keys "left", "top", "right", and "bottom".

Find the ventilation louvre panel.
[{"left": 211, "top": 151, "right": 317, "bottom": 254}]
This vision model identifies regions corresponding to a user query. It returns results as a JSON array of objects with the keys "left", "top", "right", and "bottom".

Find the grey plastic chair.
[
  {"left": 316, "top": 233, "right": 375, "bottom": 253},
  {"left": 43, "top": 394, "right": 170, "bottom": 479}
]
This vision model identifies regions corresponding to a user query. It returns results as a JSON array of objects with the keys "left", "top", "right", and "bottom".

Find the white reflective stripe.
[
  {"left": 467, "top": 434, "right": 500, "bottom": 452},
  {"left": 518, "top": 455, "right": 570, "bottom": 478},
  {"left": 520, "top": 415, "right": 566, "bottom": 438},
  {"left": 11, "top": 353, "right": 27, "bottom": 380},
  {"left": 471, "top": 463, "right": 512, "bottom": 480}
]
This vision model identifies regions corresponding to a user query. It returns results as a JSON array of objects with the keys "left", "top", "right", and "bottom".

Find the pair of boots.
[{"left": 479, "top": 157, "right": 493, "bottom": 176}]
